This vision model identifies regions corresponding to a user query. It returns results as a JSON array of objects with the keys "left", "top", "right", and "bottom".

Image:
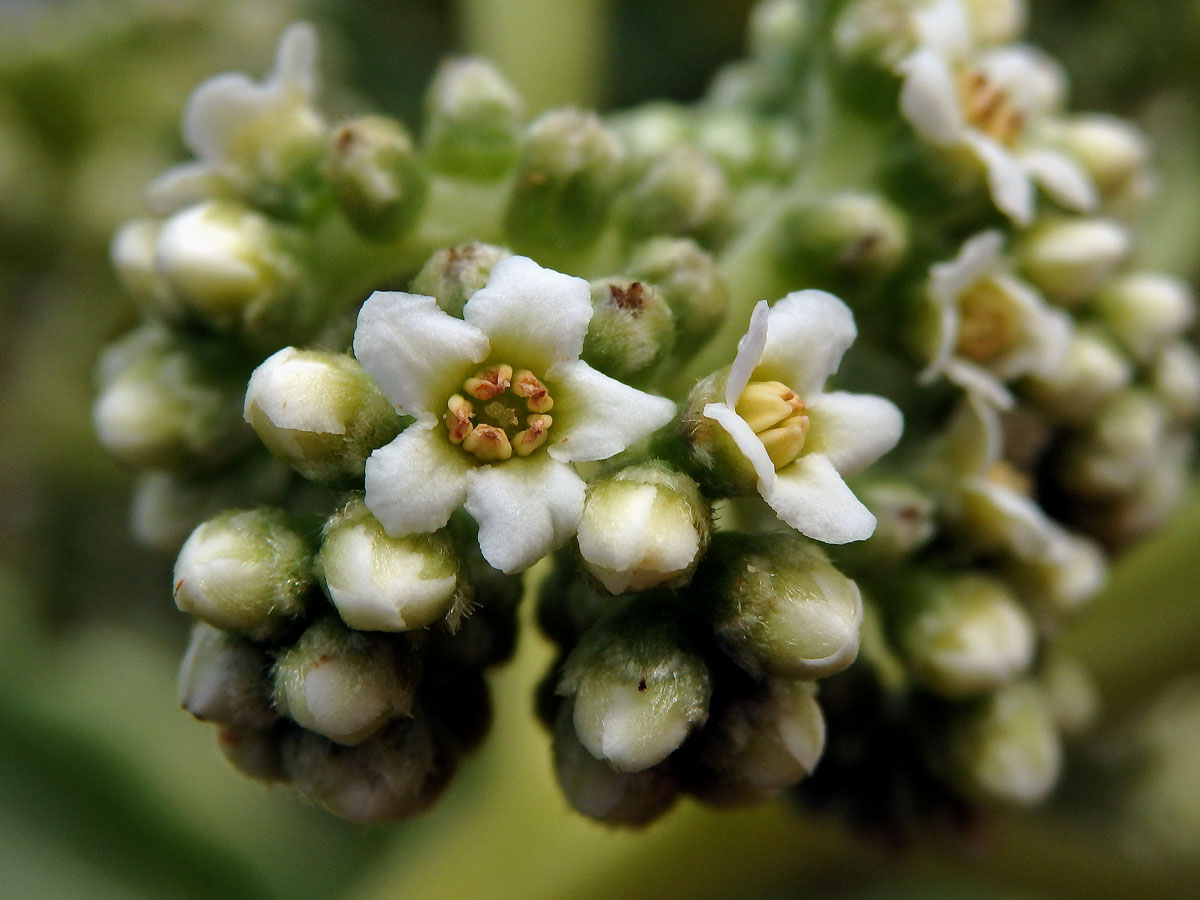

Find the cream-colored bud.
[
  {"left": 1054, "top": 114, "right": 1150, "bottom": 198},
  {"left": 1151, "top": 341, "right": 1200, "bottom": 425},
  {"left": 178, "top": 624, "right": 276, "bottom": 728},
  {"left": 1024, "top": 326, "right": 1132, "bottom": 424},
  {"left": 1018, "top": 217, "right": 1129, "bottom": 305},
  {"left": 1094, "top": 272, "right": 1195, "bottom": 364},
  {"left": 110, "top": 219, "right": 162, "bottom": 302}
]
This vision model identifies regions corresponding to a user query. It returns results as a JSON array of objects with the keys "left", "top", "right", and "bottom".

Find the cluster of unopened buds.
[{"left": 94, "top": 0, "right": 1198, "bottom": 831}]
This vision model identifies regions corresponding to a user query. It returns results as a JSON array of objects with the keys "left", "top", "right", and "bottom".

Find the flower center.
[
  {"left": 735, "top": 380, "right": 810, "bottom": 470},
  {"left": 955, "top": 277, "right": 1021, "bottom": 365},
  {"left": 443, "top": 363, "right": 554, "bottom": 461},
  {"left": 958, "top": 69, "right": 1024, "bottom": 146}
]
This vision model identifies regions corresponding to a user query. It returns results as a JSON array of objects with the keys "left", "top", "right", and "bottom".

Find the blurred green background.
[{"left": 2, "top": 1, "right": 1199, "bottom": 897}]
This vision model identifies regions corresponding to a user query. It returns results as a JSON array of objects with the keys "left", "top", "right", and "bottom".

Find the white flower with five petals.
[
  {"left": 701, "top": 292, "right": 903, "bottom": 544},
  {"left": 898, "top": 42, "right": 1096, "bottom": 225},
  {"left": 353, "top": 256, "right": 676, "bottom": 574}
]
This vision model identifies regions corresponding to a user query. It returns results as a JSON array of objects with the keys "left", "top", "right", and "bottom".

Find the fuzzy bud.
[
  {"left": 576, "top": 463, "right": 710, "bottom": 594},
  {"left": 618, "top": 147, "right": 734, "bottom": 245},
  {"left": 409, "top": 242, "right": 513, "bottom": 317},
  {"left": 244, "top": 348, "right": 404, "bottom": 483},
  {"left": 775, "top": 192, "right": 908, "bottom": 286},
  {"left": 173, "top": 507, "right": 313, "bottom": 639},
  {"left": 1093, "top": 272, "right": 1195, "bottom": 364},
  {"left": 328, "top": 115, "right": 428, "bottom": 240},
  {"left": 626, "top": 237, "right": 728, "bottom": 349},
  {"left": 178, "top": 623, "right": 276, "bottom": 728},
  {"left": 580, "top": 278, "right": 676, "bottom": 384},
  {"left": 1017, "top": 217, "right": 1130, "bottom": 306},
  {"left": 1024, "top": 326, "right": 1132, "bottom": 425},
  {"left": 422, "top": 57, "right": 523, "bottom": 179},
  {"left": 316, "top": 494, "right": 466, "bottom": 632}
]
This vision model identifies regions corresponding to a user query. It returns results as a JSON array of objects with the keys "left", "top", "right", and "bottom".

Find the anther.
[
  {"left": 463, "top": 364, "right": 513, "bottom": 401},
  {"left": 444, "top": 394, "right": 475, "bottom": 443},
  {"left": 513, "top": 414, "right": 553, "bottom": 456},
  {"left": 462, "top": 423, "right": 513, "bottom": 461},
  {"left": 512, "top": 370, "right": 554, "bottom": 412}
]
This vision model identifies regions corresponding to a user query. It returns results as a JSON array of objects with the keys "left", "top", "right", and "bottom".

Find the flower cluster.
[{"left": 94, "top": 0, "right": 1199, "bottom": 837}]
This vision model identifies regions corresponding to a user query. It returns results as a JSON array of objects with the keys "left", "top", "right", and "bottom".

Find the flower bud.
[
  {"left": 1053, "top": 114, "right": 1150, "bottom": 202},
  {"left": 552, "top": 702, "right": 679, "bottom": 826},
  {"left": 243, "top": 348, "right": 404, "bottom": 483},
  {"left": 558, "top": 606, "right": 711, "bottom": 772},
  {"left": 536, "top": 555, "right": 618, "bottom": 646},
  {"left": 282, "top": 714, "right": 447, "bottom": 823},
  {"left": 1093, "top": 272, "right": 1195, "bottom": 364},
  {"left": 1150, "top": 341, "right": 1200, "bottom": 426},
  {"left": 328, "top": 115, "right": 428, "bottom": 240},
  {"left": 316, "top": 494, "right": 466, "bottom": 632},
  {"left": 704, "top": 533, "right": 863, "bottom": 680},
  {"left": 1038, "top": 653, "right": 1100, "bottom": 738},
  {"left": 422, "top": 57, "right": 523, "bottom": 179},
  {"left": 961, "top": 0, "right": 1026, "bottom": 44},
  {"left": 894, "top": 573, "right": 1035, "bottom": 699},
  {"left": 609, "top": 102, "right": 693, "bottom": 170},
  {"left": 1017, "top": 217, "right": 1129, "bottom": 305},
  {"left": 576, "top": 463, "right": 710, "bottom": 594},
  {"left": 947, "top": 680, "right": 1062, "bottom": 806},
  {"left": 1057, "top": 389, "right": 1168, "bottom": 498},
  {"left": 748, "top": 0, "right": 811, "bottom": 66},
  {"left": 505, "top": 109, "right": 623, "bottom": 255},
  {"left": 775, "top": 192, "right": 908, "bottom": 285},
  {"left": 1008, "top": 528, "right": 1106, "bottom": 627},
  {"left": 178, "top": 623, "right": 276, "bottom": 728},
  {"left": 216, "top": 725, "right": 287, "bottom": 783},
  {"left": 856, "top": 481, "right": 936, "bottom": 562},
  {"left": 580, "top": 278, "right": 675, "bottom": 384},
  {"left": 155, "top": 200, "right": 301, "bottom": 336},
  {"left": 273, "top": 616, "right": 418, "bottom": 745},
  {"left": 1023, "top": 326, "right": 1132, "bottom": 424},
  {"left": 626, "top": 237, "right": 727, "bottom": 349},
  {"left": 93, "top": 324, "right": 250, "bottom": 471},
  {"left": 693, "top": 109, "right": 804, "bottom": 183},
  {"left": 409, "top": 242, "right": 512, "bottom": 317},
  {"left": 110, "top": 219, "right": 163, "bottom": 303},
  {"left": 617, "top": 147, "right": 733, "bottom": 245},
  {"left": 173, "top": 507, "right": 313, "bottom": 639},
  {"left": 689, "top": 679, "right": 825, "bottom": 805}
]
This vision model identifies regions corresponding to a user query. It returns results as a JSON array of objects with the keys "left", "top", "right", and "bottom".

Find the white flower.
[
  {"left": 898, "top": 42, "right": 1096, "bottom": 225},
  {"left": 920, "top": 230, "right": 1071, "bottom": 408},
  {"left": 353, "top": 256, "right": 676, "bottom": 574},
  {"left": 702, "top": 292, "right": 903, "bottom": 544}
]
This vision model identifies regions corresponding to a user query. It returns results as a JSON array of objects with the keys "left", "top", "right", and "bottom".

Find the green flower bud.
[
  {"left": 155, "top": 200, "right": 302, "bottom": 336},
  {"left": 689, "top": 679, "right": 825, "bottom": 805},
  {"left": 93, "top": 324, "right": 251, "bottom": 471},
  {"left": 552, "top": 702, "right": 679, "bottom": 826},
  {"left": 608, "top": 102, "right": 694, "bottom": 171},
  {"left": 1057, "top": 389, "right": 1168, "bottom": 498},
  {"left": 576, "top": 463, "right": 710, "bottom": 594},
  {"left": 894, "top": 573, "right": 1036, "bottom": 699},
  {"left": 243, "top": 348, "right": 404, "bottom": 483},
  {"left": 617, "top": 147, "right": 734, "bottom": 245},
  {"left": 1017, "top": 217, "right": 1129, "bottom": 306},
  {"left": 1023, "top": 326, "right": 1132, "bottom": 425},
  {"left": 173, "top": 507, "right": 313, "bottom": 639},
  {"left": 422, "top": 57, "right": 523, "bottom": 179},
  {"left": 110, "top": 219, "right": 162, "bottom": 303},
  {"left": 704, "top": 533, "right": 863, "bottom": 680},
  {"left": 316, "top": 494, "right": 466, "bottom": 632},
  {"left": 558, "top": 606, "right": 711, "bottom": 772},
  {"left": 947, "top": 680, "right": 1062, "bottom": 806},
  {"left": 775, "top": 192, "right": 908, "bottom": 285},
  {"left": 1038, "top": 653, "right": 1100, "bottom": 738},
  {"left": 282, "top": 715, "right": 447, "bottom": 823},
  {"left": 178, "top": 623, "right": 276, "bottom": 728},
  {"left": 505, "top": 109, "right": 623, "bottom": 255},
  {"left": 856, "top": 481, "right": 936, "bottom": 563},
  {"left": 748, "top": 0, "right": 810, "bottom": 66},
  {"left": 273, "top": 616, "right": 418, "bottom": 745},
  {"left": 1093, "top": 272, "right": 1195, "bottom": 364},
  {"left": 216, "top": 724, "right": 287, "bottom": 783},
  {"left": 626, "top": 238, "right": 727, "bottom": 349},
  {"left": 693, "top": 109, "right": 804, "bottom": 183},
  {"left": 1008, "top": 529, "right": 1106, "bottom": 628},
  {"left": 328, "top": 115, "right": 428, "bottom": 240},
  {"left": 409, "top": 242, "right": 513, "bottom": 317},
  {"left": 1150, "top": 341, "right": 1200, "bottom": 426},
  {"left": 580, "top": 278, "right": 675, "bottom": 384}
]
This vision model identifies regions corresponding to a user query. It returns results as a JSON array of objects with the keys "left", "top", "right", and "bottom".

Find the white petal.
[
  {"left": 146, "top": 162, "right": 237, "bottom": 217},
  {"left": 756, "top": 290, "right": 858, "bottom": 397},
  {"left": 944, "top": 359, "right": 1015, "bottom": 409},
  {"left": 703, "top": 402, "right": 777, "bottom": 490},
  {"left": 764, "top": 454, "right": 877, "bottom": 544},
  {"left": 464, "top": 456, "right": 585, "bottom": 573},
  {"left": 364, "top": 421, "right": 472, "bottom": 535},
  {"left": 1020, "top": 149, "right": 1097, "bottom": 212},
  {"left": 966, "top": 132, "right": 1033, "bottom": 225},
  {"left": 353, "top": 291, "right": 489, "bottom": 415},
  {"left": 975, "top": 44, "right": 1066, "bottom": 119},
  {"left": 921, "top": 231, "right": 1005, "bottom": 384},
  {"left": 912, "top": 0, "right": 973, "bottom": 59},
  {"left": 898, "top": 49, "right": 965, "bottom": 146},
  {"left": 271, "top": 21, "right": 320, "bottom": 100},
  {"left": 463, "top": 255, "right": 592, "bottom": 373},
  {"left": 546, "top": 360, "right": 676, "bottom": 462},
  {"left": 804, "top": 391, "right": 904, "bottom": 474},
  {"left": 725, "top": 301, "right": 770, "bottom": 406}
]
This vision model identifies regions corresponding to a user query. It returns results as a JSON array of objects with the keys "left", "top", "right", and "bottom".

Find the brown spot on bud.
[{"left": 609, "top": 281, "right": 647, "bottom": 313}]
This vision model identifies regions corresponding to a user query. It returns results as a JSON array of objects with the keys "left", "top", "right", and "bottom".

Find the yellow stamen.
[
  {"left": 463, "top": 364, "right": 513, "bottom": 401},
  {"left": 462, "top": 424, "right": 513, "bottom": 461},
  {"left": 512, "top": 369, "right": 554, "bottom": 412},
  {"left": 757, "top": 417, "right": 810, "bottom": 469},
  {"left": 513, "top": 414, "right": 553, "bottom": 457},
  {"left": 986, "top": 461, "right": 1032, "bottom": 495},
  {"left": 956, "top": 277, "right": 1021, "bottom": 365},
  {"left": 735, "top": 380, "right": 805, "bottom": 432},
  {"left": 958, "top": 69, "right": 1024, "bottom": 145},
  {"left": 443, "top": 394, "right": 474, "bottom": 444}
]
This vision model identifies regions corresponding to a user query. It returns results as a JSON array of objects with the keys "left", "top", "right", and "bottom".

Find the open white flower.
[
  {"left": 353, "top": 256, "right": 676, "bottom": 574},
  {"left": 898, "top": 42, "right": 1096, "bottom": 225},
  {"left": 919, "top": 230, "right": 1071, "bottom": 408},
  {"left": 702, "top": 292, "right": 903, "bottom": 544}
]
